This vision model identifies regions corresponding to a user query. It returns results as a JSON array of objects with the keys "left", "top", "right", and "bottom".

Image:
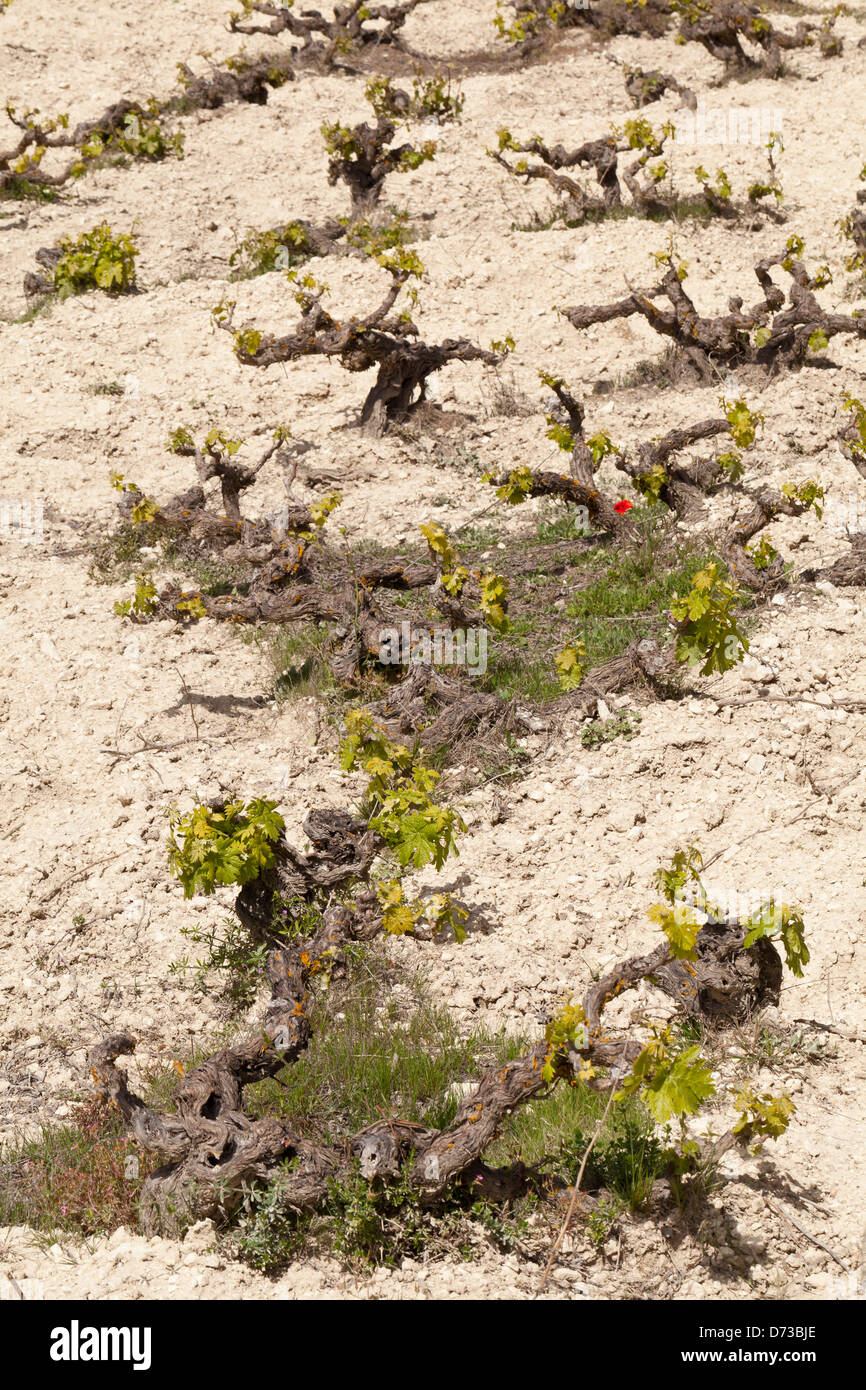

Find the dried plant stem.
[{"left": 538, "top": 1075, "right": 620, "bottom": 1294}]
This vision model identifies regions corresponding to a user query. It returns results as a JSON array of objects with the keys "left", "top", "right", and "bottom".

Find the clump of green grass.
[
  {"left": 484, "top": 511, "right": 720, "bottom": 704},
  {"left": 515, "top": 192, "right": 721, "bottom": 236},
  {"left": 486, "top": 1081, "right": 667, "bottom": 1211},
  {"left": 244, "top": 949, "right": 523, "bottom": 1141},
  {"left": 534, "top": 510, "right": 587, "bottom": 544},
  {"left": 564, "top": 529, "right": 717, "bottom": 669},
  {"left": 0, "top": 1098, "right": 156, "bottom": 1239},
  {"left": 258, "top": 622, "right": 335, "bottom": 703},
  {"left": 5, "top": 294, "right": 54, "bottom": 325},
  {"left": 484, "top": 615, "right": 564, "bottom": 703},
  {"left": 177, "top": 552, "right": 250, "bottom": 599},
  {"left": 601, "top": 344, "right": 683, "bottom": 393}
]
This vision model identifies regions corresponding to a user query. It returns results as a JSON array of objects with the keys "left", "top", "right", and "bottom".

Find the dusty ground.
[{"left": 1, "top": 0, "right": 865, "bottom": 1300}]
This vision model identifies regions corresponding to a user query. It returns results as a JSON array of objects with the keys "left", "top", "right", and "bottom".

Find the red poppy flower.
[{"left": 614, "top": 499, "right": 634, "bottom": 514}]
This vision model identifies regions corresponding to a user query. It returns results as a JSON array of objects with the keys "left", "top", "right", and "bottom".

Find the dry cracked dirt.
[{"left": 0, "top": 0, "right": 865, "bottom": 1302}]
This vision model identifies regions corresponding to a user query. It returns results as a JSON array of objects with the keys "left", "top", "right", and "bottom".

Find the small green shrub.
[
  {"left": 167, "top": 799, "right": 285, "bottom": 898},
  {"left": 580, "top": 710, "right": 642, "bottom": 749},
  {"left": 567, "top": 533, "right": 718, "bottom": 671},
  {"left": 53, "top": 223, "right": 138, "bottom": 297},
  {"left": 74, "top": 108, "right": 184, "bottom": 174},
  {"left": 587, "top": 1194, "right": 624, "bottom": 1248},
  {"left": 339, "top": 709, "right": 466, "bottom": 871},
  {"left": 112, "top": 575, "right": 158, "bottom": 620},
  {"left": 230, "top": 222, "right": 318, "bottom": 277},
  {"left": 365, "top": 72, "right": 464, "bottom": 123},
  {"left": 670, "top": 563, "right": 748, "bottom": 676}
]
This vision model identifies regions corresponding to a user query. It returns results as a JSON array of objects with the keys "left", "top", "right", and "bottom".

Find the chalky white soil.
[{"left": 1, "top": 0, "right": 865, "bottom": 1299}]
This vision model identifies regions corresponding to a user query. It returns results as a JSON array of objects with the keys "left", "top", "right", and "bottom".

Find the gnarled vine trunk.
[{"left": 89, "top": 810, "right": 784, "bottom": 1237}]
